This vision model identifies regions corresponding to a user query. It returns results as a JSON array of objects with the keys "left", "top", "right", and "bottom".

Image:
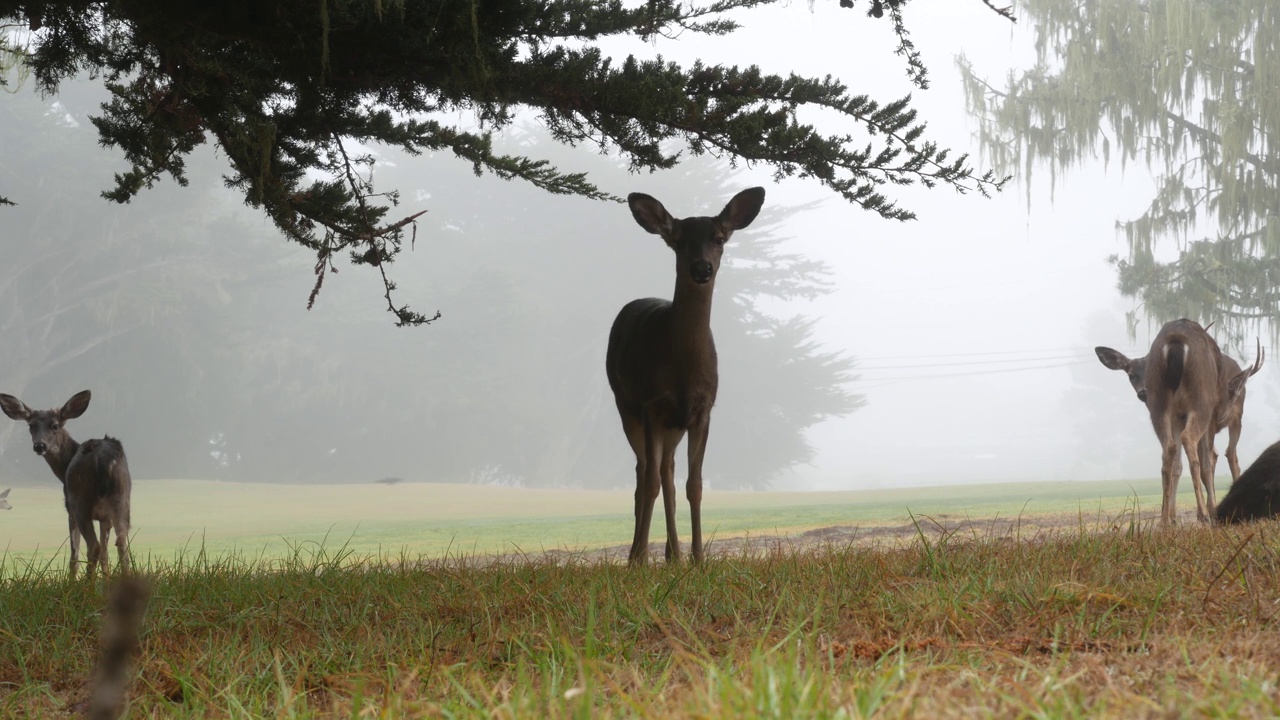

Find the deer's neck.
[
  {"left": 43, "top": 435, "right": 79, "bottom": 485},
  {"left": 670, "top": 277, "right": 715, "bottom": 351}
]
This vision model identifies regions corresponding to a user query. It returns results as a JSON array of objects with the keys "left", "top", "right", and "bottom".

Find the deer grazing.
[
  {"left": 1216, "top": 440, "right": 1280, "bottom": 524},
  {"left": 1095, "top": 319, "right": 1259, "bottom": 524},
  {"left": 606, "top": 187, "right": 765, "bottom": 565},
  {"left": 0, "top": 391, "right": 132, "bottom": 578}
]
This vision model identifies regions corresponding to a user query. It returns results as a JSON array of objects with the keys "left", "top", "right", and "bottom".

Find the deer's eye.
[{"left": 50, "top": 423, "right": 59, "bottom": 431}]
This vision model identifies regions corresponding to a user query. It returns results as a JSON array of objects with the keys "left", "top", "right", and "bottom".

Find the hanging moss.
[{"left": 958, "top": 0, "right": 1280, "bottom": 348}]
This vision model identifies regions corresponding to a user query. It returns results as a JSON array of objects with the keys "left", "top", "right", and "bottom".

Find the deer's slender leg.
[
  {"left": 1197, "top": 431, "right": 1217, "bottom": 519},
  {"left": 115, "top": 506, "right": 131, "bottom": 574},
  {"left": 660, "top": 429, "right": 684, "bottom": 563},
  {"left": 68, "top": 513, "right": 82, "bottom": 579},
  {"left": 1226, "top": 421, "right": 1243, "bottom": 481},
  {"left": 686, "top": 413, "right": 710, "bottom": 563},
  {"left": 623, "top": 413, "right": 649, "bottom": 565},
  {"left": 629, "top": 413, "right": 664, "bottom": 566},
  {"left": 1159, "top": 421, "right": 1180, "bottom": 525},
  {"left": 1181, "top": 419, "right": 1209, "bottom": 523},
  {"left": 98, "top": 521, "right": 111, "bottom": 575},
  {"left": 640, "top": 416, "right": 664, "bottom": 559},
  {"left": 76, "top": 510, "right": 100, "bottom": 580}
]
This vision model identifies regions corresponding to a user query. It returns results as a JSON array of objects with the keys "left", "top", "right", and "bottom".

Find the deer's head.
[
  {"left": 0, "top": 390, "right": 91, "bottom": 458},
  {"left": 628, "top": 187, "right": 765, "bottom": 287},
  {"left": 1223, "top": 340, "right": 1265, "bottom": 410},
  {"left": 1095, "top": 347, "right": 1149, "bottom": 403}
]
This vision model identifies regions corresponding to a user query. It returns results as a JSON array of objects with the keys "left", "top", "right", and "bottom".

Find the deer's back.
[
  {"left": 1144, "top": 320, "right": 1222, "bottom": 420},
  {"left": 66, "top": 437, "right": 132, "bottom": 514},
  {"left": 606, "top": 298, "right": 718, "bottom": 429}
]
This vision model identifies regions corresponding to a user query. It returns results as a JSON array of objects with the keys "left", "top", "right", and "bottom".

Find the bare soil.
[{"left": 535, "top": 507, "right": 1209, "bottom": 564}]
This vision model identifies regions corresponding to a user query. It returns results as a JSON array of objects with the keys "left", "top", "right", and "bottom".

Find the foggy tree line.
[{"left": 0, "top": 79, "right": 861, "bottom": 489}]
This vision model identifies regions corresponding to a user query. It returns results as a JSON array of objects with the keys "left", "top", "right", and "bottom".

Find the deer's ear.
[
  {"left": 0, "top": 395, "right": 30, "bottom": 421},
  {"left": 1227, "top": 369, "right": 1251, "bottom": 402},
  {"left": 718, "top": 187, "right": 765, "bottom": 231},
  {"left": 1095, "top": 347, "right": 1132, "bottom": 371},
  {"left": 628, "top": 193, "right": 675, "bottom": 238},
  {"left": 60, "top": 390, "right": 91, "bottom": 420}
]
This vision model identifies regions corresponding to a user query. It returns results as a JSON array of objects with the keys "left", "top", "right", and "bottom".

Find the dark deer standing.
[
  {"left": 0, "top": 391, "right": 132, "bottom": 578},
  {"left": 607, "top": 187, "right": 765, "bottom": 565},
  {"left": 1095, "top": 319, "right": 1254, "bottom": 524}
]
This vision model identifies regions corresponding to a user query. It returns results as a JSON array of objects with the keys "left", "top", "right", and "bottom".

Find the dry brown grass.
[{"left": 3, "top": 509, "right": 1280, "bottom": 717}]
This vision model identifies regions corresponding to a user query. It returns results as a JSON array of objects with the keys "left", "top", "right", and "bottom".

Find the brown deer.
[
  {"left": 606, "top": 187, "right": 765, "bottom": 565},
  {"left": 1095, "top": 319, "right": 1250, "bottom": 524},
  {"left": 0, "top": 391, "right": 132, "bottom": 578},
  {"left": 1097, "top": 333, "right": 1264, "bottom": 484},
  {"left": 1208, "top": 342, "right": 1264, "bottom": 480}
]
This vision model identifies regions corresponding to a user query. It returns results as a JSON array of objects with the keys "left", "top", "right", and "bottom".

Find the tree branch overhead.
[{"left": 1, "top": 0, "right": 1010, "bottom": 324}]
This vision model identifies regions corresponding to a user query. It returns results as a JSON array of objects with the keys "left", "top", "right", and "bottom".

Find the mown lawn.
[
  {"left": 3, "top": 505, "right": 1279, "bottom": 718},
  {"left": 2, "top": 476, "right": 1181, "bottom": 563}
]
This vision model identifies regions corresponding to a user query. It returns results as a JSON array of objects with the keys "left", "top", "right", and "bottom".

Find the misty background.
[{"left": 2, "top": 3, "right": 1276, "bottom": 492}]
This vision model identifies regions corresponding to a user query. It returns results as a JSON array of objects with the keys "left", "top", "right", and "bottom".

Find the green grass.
[
  {"left": 3, "top": 511, "right": 1280, "bottom": 718},
  {"left": 4, "top": 477, "right": 1267, "bottom": 717},
  {"left": 2, "top": 476, "right": 1187, "bottom": 564}
]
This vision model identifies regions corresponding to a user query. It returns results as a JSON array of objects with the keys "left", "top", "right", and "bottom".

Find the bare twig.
[
  {"left": 330, "top": 133, "right": 435, "bottom": 325},
  {"left": 1203, "top": 531, "right": 1254, "bottom": 611},
  {"left": 980, "top": 0, "right": 1016, "bottom": 22}
]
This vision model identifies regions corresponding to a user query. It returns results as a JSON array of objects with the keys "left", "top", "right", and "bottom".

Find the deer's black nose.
[
  {"left": 32, "top": 442, "right": 46, "bottom": 455},
  {"left": 690, "top": 261, "right": 713, "bottom": 284},
  {"left": 1136, "top": 390, "right": 1147, "bottom": 403}
]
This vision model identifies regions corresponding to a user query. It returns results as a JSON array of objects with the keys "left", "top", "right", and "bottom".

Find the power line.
[
  {"left": 854, "top": 346, "right": 1092, "bottom": 361},
  {"left": 851, "top": 360, "right": 1089, "bottom": 384},
  {"left": 856, "top": 353, "right": 1090, "bottom": 370}
]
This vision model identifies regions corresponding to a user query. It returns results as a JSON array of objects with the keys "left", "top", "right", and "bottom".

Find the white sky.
[{"left": 7, "top": 2, "right": 1274, "bottom": 492}]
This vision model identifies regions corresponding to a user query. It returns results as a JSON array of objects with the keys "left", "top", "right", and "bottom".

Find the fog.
[{"left": 1, "top": 3, "right": 1276, "bottom": 496}]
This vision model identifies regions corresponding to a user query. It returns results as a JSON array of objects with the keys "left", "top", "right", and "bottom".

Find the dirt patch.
[{"left": 532, "top": 506, "right": 1208, "bottom": 565}]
